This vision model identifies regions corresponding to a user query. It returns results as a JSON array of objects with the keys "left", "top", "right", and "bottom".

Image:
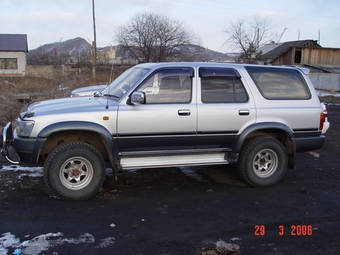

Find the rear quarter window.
[{"left": 245, "top": 66, "right": 311, "bottom": 100}]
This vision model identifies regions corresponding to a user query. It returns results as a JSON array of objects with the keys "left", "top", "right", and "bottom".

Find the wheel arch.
[
  {"left": 36, "top": 121, "right": 117, "bottom": 169},
  {"left": 230, "top": 122, "right": 296, "bottom": 168}
]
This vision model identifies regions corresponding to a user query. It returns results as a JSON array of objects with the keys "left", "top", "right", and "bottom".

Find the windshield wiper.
[{"left": 102, "top": 94, "right": 120, "bottom": 100}]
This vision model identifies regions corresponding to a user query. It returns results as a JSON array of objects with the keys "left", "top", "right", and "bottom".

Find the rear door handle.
[
  {"left": 238, "top": 109, "right": 250, "bottom": 116},
  {"left": 178, "top": 109, "right": 191, "bottom": 116}
]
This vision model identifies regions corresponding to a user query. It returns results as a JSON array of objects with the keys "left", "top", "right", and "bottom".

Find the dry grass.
[{"left": 0, "top": 66, "right": 129, "bottom": 126}]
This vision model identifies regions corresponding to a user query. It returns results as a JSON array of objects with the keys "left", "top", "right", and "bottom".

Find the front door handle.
[
  {"left": 238, "top": 109, "right": 250, "bottom": 116},
  {"left": 178, "top": 109, "right": 191, "bottom": 116}
]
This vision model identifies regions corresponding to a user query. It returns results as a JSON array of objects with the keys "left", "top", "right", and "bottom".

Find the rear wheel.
[
  {"left": 237, "top": 136, "right": 287, "bottom": 187},
  {"left": 43, "top": 141, "right": 106, "bottom": 201}
]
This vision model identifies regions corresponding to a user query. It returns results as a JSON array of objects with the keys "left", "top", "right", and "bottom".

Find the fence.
[
  {"left": 309, "top": 73, "right": 340, "bottom": 92},
  {"left": 26, "top": 65, "right": 62, "bottom": 78}
]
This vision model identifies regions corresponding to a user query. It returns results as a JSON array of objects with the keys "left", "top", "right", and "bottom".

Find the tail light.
[{"left": 319, "top": 109, "right": 328, "bottom": 131}]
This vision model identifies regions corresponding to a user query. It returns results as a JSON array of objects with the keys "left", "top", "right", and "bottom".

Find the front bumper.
[{"left": 1, "top": 122, "right": 20, "bottom": 164}]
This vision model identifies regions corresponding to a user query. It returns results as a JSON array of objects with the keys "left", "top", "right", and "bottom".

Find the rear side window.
[
  {"left": 199, "top": 68, "right": 248, "bottom": 103},
  {"left": 245, "top": 66, "right": 311, "bottom": 100}
]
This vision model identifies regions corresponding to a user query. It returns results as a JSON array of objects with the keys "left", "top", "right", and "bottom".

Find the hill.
[
  {"left": 27, "top": 37, "right": 240, "bottom": 63},
  {"left": 27, "top": 37, "right": 91, "bottom": 60}
]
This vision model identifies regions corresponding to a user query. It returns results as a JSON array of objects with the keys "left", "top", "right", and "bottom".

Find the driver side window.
[{"left": 138, "top": 68, "right": 193, "bottom": 104}]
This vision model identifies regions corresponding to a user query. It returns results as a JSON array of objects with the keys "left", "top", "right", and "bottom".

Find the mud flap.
[{"left": 288, "top": 153, "right": 295, "bottom": 170}]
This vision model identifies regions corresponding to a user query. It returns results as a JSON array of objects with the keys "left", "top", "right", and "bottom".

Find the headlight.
[{"left": 15, "top": 119, "right": 35, "bottom": 137}]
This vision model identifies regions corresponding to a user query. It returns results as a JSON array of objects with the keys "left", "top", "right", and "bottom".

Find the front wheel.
[
  {"left": 43, "top": 141, "right": 106, "bottom": 201},
  {"left": 237, "top": 136, "right": 287, "bottom": 187}
]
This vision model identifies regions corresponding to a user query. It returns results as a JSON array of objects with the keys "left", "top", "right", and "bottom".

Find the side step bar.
[{"left": 120, "top": 153, "right": 229, "bottom": 169}]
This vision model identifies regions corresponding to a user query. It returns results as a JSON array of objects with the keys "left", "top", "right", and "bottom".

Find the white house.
[{"left": 0, "top": 34, "right": 28, "bottom": 76}]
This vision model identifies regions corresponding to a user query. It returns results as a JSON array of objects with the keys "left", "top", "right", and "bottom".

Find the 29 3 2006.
[{"left": 254, "top": 225, "right": 313, "bottom": 236}]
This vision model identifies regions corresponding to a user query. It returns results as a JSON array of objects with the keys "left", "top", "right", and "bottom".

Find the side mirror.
[{"left": 131, "top": 91, "right": 146, "bottom": 104}]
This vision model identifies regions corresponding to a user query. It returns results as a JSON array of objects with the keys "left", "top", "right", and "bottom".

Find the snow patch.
[
  {"left": 0, "top": 166, "right": 43, "bottom": 184},
  {"left": 0, "top": 233, "right": 20, "bottom": 255},
  {"left": 0, "top": 165, "right": 43, "bottom": 173},
  {"left": 317, "top": 90, "right": 340, "bottom": 97},
  {"left": 179, "top": 166, "right": 207, "bottom": 182},
  {"left": 0, "top": 232, "right": 115, "bottom": 255},
  {"left": 95, "top": 237, "right": 115, "bottom": 248}
]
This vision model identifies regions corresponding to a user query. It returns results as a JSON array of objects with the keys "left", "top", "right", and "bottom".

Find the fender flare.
[
  {"left": 35, "top": 121, "right": 117, "bottom": 169},
  {"left": 229, "top": 122, "right": 296, "bottom": 168},
  {"left": 232, "top": 122, "right": 295, "bottom": 152}
]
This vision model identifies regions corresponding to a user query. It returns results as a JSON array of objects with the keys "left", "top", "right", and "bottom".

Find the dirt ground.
[{"left": 0, "top": 96, "right": 339, "bottom": 254}]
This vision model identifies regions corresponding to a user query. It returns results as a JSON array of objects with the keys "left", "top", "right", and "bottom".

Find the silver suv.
[{"left": 1, "top": 62, "right": 330, "bottom": 200}]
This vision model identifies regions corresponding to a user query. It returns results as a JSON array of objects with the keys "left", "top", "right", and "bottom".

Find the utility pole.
[{"left": 92, "top": 0, "right": 97, "bottom": 78}]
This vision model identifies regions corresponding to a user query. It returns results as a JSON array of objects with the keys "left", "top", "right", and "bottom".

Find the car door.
[
  {"left": 196, "top": 67, "right": 256, "bottom": 151},
  {"left": 117, "top": 67, "right": 196, "bottom": 155}
]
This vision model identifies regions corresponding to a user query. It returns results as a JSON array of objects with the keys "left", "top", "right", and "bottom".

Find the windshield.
[{"left": 99, "top": 67, "right": 150, "bottom": 100}]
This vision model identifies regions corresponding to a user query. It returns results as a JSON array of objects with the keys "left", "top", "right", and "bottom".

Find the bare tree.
[
  {"left": 115, "top": 12, "right": 195, "bottom": 62},
  {"left": 27, "top": 48, "right": 52, "bottom": 65},
  {"left": 27, "top": 47, "right": 72, "bottom": 65},
  {"left": 224, "top": 17, "right": 275, "bottom": 63}
]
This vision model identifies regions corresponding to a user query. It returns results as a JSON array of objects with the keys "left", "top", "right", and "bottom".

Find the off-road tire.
[
  {"left": 43, "top": 141, "right": 106, "bottom": 201},
  {"left": 237, "top": 136, "right": 287, "bottom": 187}
]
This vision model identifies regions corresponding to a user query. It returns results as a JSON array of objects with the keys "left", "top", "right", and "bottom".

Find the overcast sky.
[{"left": 1, "top": 0, "right": 339, "bottom": 52}]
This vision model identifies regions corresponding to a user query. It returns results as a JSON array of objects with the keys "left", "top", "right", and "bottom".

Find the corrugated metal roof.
[{"left": 0, "top": 34, "right": 28, "bottom": 52}]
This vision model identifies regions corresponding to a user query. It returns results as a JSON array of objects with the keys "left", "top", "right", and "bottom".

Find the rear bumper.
[{"left": 295, "top": 135, "right": 325, "bottom": 152}]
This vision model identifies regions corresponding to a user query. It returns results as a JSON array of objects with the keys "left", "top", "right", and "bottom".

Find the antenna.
[{"left": 106, "top": 63, "right": 115, "bottom": 110}]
